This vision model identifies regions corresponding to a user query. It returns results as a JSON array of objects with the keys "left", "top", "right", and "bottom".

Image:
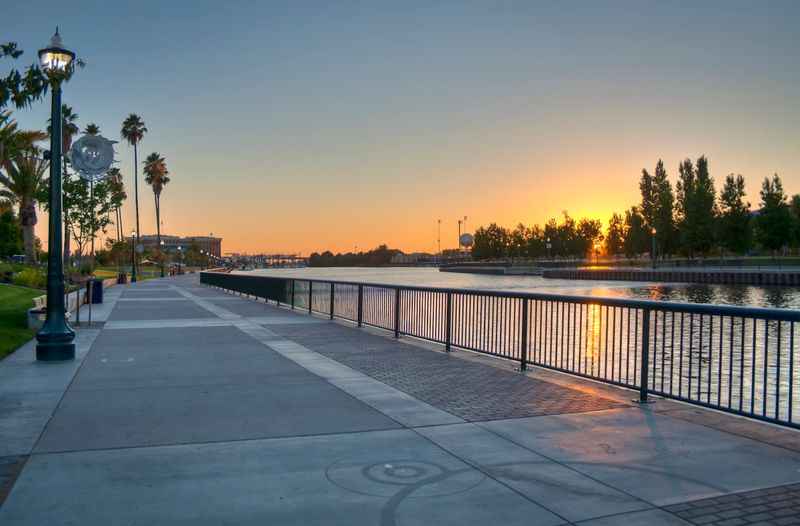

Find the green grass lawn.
[{"left": 0, "top": 284, "right": 42, "bottom": 360}]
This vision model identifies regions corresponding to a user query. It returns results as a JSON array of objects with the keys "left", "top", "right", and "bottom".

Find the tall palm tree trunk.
[
  {"left": 20, "top": 199, "right": 37, "bottom": 264},
  {"left": 155, "top": 193, "right": 162, "bottom": 276},
  {"left": 133, "top": 144, "right": 140, "bottom": 275},
  {"left": 62, "top": 166, "right": 71, "bottom": 267}
]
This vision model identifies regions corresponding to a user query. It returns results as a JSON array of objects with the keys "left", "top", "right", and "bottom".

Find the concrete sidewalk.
[{"left": 1, "top": 275, "right": 799, "bottom": 525}]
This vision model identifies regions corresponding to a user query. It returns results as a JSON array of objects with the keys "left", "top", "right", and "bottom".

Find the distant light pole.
[
  {"left": 651, "top": 227, "right": 657, "bottom": 269},
  {"left": 546, "top": 237, "right": 552, "bottom": 260},
  {"left": 177, "top": 246, "right": 183, "bottom": 274},
  {"left": 36, "top": 29, "right": 76, "bottom": 361},
  {"left": 437, "top": 219, "right": 441, "bottom": 256},
  {"left": 159, "top": 240, "right": 165, "bottom": 278}
]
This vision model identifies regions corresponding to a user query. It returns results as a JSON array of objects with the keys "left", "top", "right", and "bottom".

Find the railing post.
[
  {"left": 445, "top": 292, "right": 452, "bottom": 352},
  {"left": 357, "top": 285, "right": 364, "bottom": 327},
  {"left": 308, "top": 281, "right": 313, "bottom": 314},
  {"left": 520, "top": 298, "right": 529, "bottom": 371},
  {"left": 394, "top": 287, "right": 401, "bottom": 338},
  {"left": 291, "top": 279, "right": 295, "bottom": 310},
  {"left": 638, "top": 308, "right": 651, "bottom": 403},
  {"left": 329, "top": 283, "right": 335, "bottom": 320}
]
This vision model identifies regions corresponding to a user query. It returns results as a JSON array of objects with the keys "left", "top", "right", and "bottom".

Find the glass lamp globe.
[{"left": 38, "top": 29, "right": 75, "bottom": 76}]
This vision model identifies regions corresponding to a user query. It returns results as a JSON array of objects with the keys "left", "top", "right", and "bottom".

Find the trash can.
[{"left": 88, "top": 278, "right": 104, "bottom": 304}]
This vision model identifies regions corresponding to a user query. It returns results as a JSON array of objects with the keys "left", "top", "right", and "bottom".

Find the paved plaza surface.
[{"left": 1, "top": 275, "right": 799, "bottom": 525}]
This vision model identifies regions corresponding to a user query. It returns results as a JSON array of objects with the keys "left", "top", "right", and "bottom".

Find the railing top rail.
[{"left": 202, "top": 271, "right": 800, "bottom": 321}]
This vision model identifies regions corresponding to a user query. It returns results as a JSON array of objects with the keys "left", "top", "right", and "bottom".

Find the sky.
[{"left": 4, "top": 1, "right": 799, "bottom": 255}]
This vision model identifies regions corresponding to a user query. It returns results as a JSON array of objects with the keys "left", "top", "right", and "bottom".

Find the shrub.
[{"left": 12, "top": 267, "right": 46, "bottom": 289}]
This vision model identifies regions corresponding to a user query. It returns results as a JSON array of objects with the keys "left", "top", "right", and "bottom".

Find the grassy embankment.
[{"left": 0, "top": 284, "right": 41, "bottom": 359}]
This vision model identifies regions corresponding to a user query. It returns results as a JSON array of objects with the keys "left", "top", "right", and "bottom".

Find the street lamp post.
[
  {"left": 130, "top": 230, "right": 137, "bottom": 280},
  {"left": 651, "top": 228, "right": 657, "bottom": 270},
  {"left": 177, "top": 246, "right": 182, "bottom": 274},
  {"left": 35, "top": 29, "right": 76, "bottom": 362},
  {"left": 130, "top": 231, "right": 138, "bottom": 283},
  {"left": 546, "top": 237, "right": 552, "bottom": 260},
  {"left": 159, "top": 240, "right": 165, "bottom": 278}
]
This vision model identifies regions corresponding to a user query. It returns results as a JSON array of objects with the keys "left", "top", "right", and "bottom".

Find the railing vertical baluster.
[
  {"left": 639, "top": 308, "right": 651, "bottom": 403},
  {"left": 357, "top": 284, "right": 363, "bottom": 327},
  {"left": 291, "top": 279, "right": 295, "bottom": 309},
  {"left": 520, "top": 298, "right": 529, "bottom": 371},
  {"left": 308, "top": 281, "right": 313, "bottom": 314},
  {"left": 775, "top": 321, "right": 781, "bottom": 420},
  {"left": 394, "top": 287, "right": 401, "bottom": 338},
  {"left": 445, "top": 292, "right": 453, "bottom": 352},
  {"left": 329, "top": 283, "right": 335, "bottom": 320}
]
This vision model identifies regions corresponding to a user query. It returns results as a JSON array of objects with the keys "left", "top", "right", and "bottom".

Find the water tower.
[{"left": 459, "top": 232, "right": 474, "bottom": 251}]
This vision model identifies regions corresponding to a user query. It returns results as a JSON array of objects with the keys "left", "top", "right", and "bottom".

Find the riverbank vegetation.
[
  {"left": 473, "top": 157, "right": 800, "bottom": 261},
  {"left": 309, "top": 244, "right": 401, "bottom": 267}
]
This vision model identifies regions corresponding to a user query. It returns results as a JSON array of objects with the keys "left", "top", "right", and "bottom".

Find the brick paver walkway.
[
  {"left": 268, "top": 322, "right": 627, "bottom": 422},
  {"left": 664, "top": 483, "right": 800, "bottom": 525}
]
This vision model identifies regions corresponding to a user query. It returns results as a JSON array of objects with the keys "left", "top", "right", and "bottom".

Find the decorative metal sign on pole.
[{"left": 69, "top": 134, "right": 117, "bottom": 182}]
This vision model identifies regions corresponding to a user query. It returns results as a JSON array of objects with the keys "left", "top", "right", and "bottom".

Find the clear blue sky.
[{"left": 5, "top": 1, "right": 799, "bottom": 253}]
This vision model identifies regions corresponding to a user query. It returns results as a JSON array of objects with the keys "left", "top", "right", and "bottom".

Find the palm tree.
[
  {"left": 84, "top": 123, "right": 100, "bottom": 135},
  {"left": 143, "top": 152, "right": 170, "bottom": 276},
  {"left": 0, "top": 151, "right": 48, "bottom": 263},
  {"left": 1, "top": 111, "right": 46, "bottom": 168},
  {"left": 0, "top": 112, "right": 48, "bottom": 263},
  {"left": 121, "top": 114, "right": 147, "bottom": 281}
]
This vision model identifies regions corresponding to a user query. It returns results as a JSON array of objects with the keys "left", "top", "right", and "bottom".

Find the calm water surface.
[{"left": 247, "top": 267, "right": 800, "bottom": 309}]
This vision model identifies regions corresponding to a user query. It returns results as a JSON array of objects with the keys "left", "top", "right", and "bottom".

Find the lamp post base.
[{"left": 35, "top": 341, "right": 75, "bottom": 361}]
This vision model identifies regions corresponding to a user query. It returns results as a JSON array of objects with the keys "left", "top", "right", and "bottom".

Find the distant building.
[
  {"left": 390, "top": 252, "right": 435, "bottom": 265},
  {"left": 131, "top": 234, "right": 222, "bottom": 257}
]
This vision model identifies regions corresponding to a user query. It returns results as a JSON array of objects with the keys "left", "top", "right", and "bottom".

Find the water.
[{"left": 246, "top": 266, "right": 800, "bottom": 309}]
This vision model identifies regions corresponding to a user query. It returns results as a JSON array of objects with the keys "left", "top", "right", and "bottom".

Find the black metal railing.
[{"left": 200, "top": 271, "right": 800, "bottom": 429}]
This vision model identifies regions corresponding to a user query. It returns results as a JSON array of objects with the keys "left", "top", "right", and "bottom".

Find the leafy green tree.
[
  {"left": 653, "top": 160, "right": 677, "bottom": 255},
  {"left": 557, "top": 212, "right": 578, "bottom": 256},
  {"left": 623, "top": 206, "right": 648, "bottom": 257},
  {"left": 717, "top": 174, "right": 751, "bottom": 255},
  {"left": 64, "top": 177, "right": 114, "bottom": 264},
  {"left": 472, "top": 223, "right": 510, "bottom": 259},
  {"left": 0, "top": 201, "right": 22, "bottom": 257},
  {"left": 83, "top": 123, "right": 100, "bottom": 135},
  {"left": 605, "top": 212, "right": 625, "bottom": 256},
  {"left": 676, "top": 156, "right": 717, "bottom": 257},
  {"left": 1, "top": 39, "right": 84, "bottom": 110},
  {"left": 1, "top": 42, "right": 48, "bottom": 110},
  {"left": 755, "top": 174, "right": 793, "bottom": 254},
  {"left": 790, "top": 194, "right": 800, "bottom": 250},
  {"left": 526, "top": 224, "right": 546, "bottom": 258},
  {"left": 640, "top": 160, "right": 676, "bottom": 257},
  {"left": 576, "top": 218, "right": 603, "bottom": 257},
  {"left": 509, "top": 223, "right": 530, "bottom": 257}
]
